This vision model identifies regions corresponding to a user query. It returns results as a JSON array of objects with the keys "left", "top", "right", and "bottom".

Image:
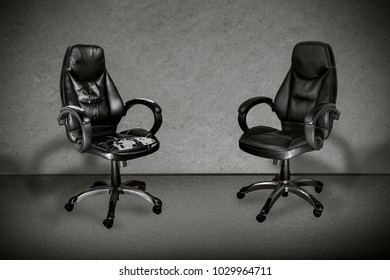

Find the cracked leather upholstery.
[
  {"left": 89, "top": 128, "right": 159, "bottom": 161},
  {"left": 60, "top": 45, "right": 159, "bottom": 161}
]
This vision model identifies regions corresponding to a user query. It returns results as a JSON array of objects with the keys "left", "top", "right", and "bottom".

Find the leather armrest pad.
[
  {"left": 304, "top": 103, "right": 340, "bottom": 150},
  {"left": 238, "top": 96, "right": 273, "bottom": 115},
  {"left": 304, "top": 103, "right": 340, "bottom": 125},
  {"left": 57, "top": 105, "right": 92, "bottom": 152},
  {"left": 124, "top": 98, "right": 162, "bottom": 135},
  {"left": 57, "top": 105, "right": 91, "bottom": 125},
  {"left": 125, "top": 98, "right": 162, "bottom": 114},
  {"left": 238, "top": 96, "right": 273, "bottom": 132}
]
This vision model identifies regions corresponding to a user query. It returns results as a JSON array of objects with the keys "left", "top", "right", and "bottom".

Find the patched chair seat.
[{"left": 89, "top": 129, "right": 159, "bottom": 161}]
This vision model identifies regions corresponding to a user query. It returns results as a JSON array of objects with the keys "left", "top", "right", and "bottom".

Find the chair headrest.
[
  {"left": 64, "top": 45, "right": 105, "bottom": 81},
  {"left": 292, "top": 41, "right": 334, "bottom": 78}
]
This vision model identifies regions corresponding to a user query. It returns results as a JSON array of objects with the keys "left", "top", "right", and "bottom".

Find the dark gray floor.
[{"left": 0, "top": 175, "right": 389, "bottom": 260}]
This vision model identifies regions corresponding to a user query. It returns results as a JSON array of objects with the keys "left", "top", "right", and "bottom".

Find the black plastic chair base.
[
  {"left": 237, "top": 160, "right": 324, "bottom": 223},
  {"left": 64, "top": 161, "right": 162, "bottom": 229}
]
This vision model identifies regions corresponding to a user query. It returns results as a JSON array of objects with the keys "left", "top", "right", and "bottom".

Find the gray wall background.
[{"left": 0, "top": 0, "right": 389, "bottom": 174}]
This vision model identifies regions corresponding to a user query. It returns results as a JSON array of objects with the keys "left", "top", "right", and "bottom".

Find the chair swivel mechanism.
[
  {"left": 58, "top": 45, "right": 163, "bottom": 228},
  {"left": 236, "top": 41, "right": 340, "bottom": 222}
]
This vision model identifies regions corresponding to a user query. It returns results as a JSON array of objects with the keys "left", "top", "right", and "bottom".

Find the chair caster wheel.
[
  {"left": 282, "top": 192, "right": 288, "bottom": 197},
  {"left": 313, "top": 209, "right": 322, "bottom": 217},
  {"left": 237, "top": 192, "right": 245, "bottom": 199},
  {"left": 315, "top": 180, "right": 324, "bottom": 187},
  {"left": 315, "top": 187, "right": 322, "bottom": 193},
  {"left": 153, "top": 205, "right": 162, "bottom": 215},
  {"left": 256, "top": 214, "right": 266, "bottom": 223},
  {"left": 64, "top": 203, "right": 74, "bottom": 212},
  {"left": 103, "top": 219, "right": 114, "bottom": 229}
]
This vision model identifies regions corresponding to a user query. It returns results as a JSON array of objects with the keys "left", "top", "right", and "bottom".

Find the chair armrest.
[
  {"left": 124, "top": 98, "right": 162, "bottom": 135},
  {"left": 304, "top": 103, "right": 340, "bottom": 150},
  {"left": 238, "top": 96, "right": 274, "bottom": 132},
  {"left": 57, "top": 105, "right": 92, "bottom": 153}
]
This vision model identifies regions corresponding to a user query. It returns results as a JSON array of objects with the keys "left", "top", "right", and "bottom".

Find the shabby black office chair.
[
  {"left": 237, "top": 41, "right": 340, "bottom": 222},
  {"left": 58, "top": 45, "right": 163, "bottom": 228}
]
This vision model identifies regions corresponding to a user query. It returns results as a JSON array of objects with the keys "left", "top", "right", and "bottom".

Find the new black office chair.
[
  {"left": 58, "top": 45, "right": 163, "bottom": 228},
  {"left": 237, "top": 41, "right": 340, "bottom": 222}
]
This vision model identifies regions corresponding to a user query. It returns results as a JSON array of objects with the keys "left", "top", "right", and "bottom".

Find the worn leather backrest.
[
  {"left": 273, "top": 41, "right": 337, "bottom": 137},
  {"left": 60, "top": 45, "right": 125, "bottom": 141}
]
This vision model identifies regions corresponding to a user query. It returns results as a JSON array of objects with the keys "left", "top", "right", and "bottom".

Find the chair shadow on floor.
[{"left": 286, "top": 132, "right": 390, "bottom": 216}]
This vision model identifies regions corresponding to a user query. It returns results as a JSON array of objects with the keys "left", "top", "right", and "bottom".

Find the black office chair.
[
  {"left": 58, "top": 45, "right": 163, "bottom": 228},
  {"left": 237, "top": 41, "right": 340, "bottom": 222}
]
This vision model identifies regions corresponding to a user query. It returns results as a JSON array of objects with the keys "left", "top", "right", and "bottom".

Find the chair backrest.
[
  {"left": 60, "top": 45, "right": 125, "bottom": 140},
  {"left": 273, "top": 41, "right": 337, "bottom": 138}
]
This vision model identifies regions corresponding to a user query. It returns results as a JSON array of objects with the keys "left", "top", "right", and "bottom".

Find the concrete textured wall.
[{"left": 0, "top": 0, "right": 389, "bottom": 174}]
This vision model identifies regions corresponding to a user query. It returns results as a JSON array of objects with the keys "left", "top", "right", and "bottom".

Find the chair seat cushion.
[
  {"left": 96, "top": 135, "right": 157, "bottom": 153},
  {"left": 239, "top": 126, "right": 313, "bottom": 160},
  {"left": 88, "top": 128, "right": 159, "bottom": 161}
]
